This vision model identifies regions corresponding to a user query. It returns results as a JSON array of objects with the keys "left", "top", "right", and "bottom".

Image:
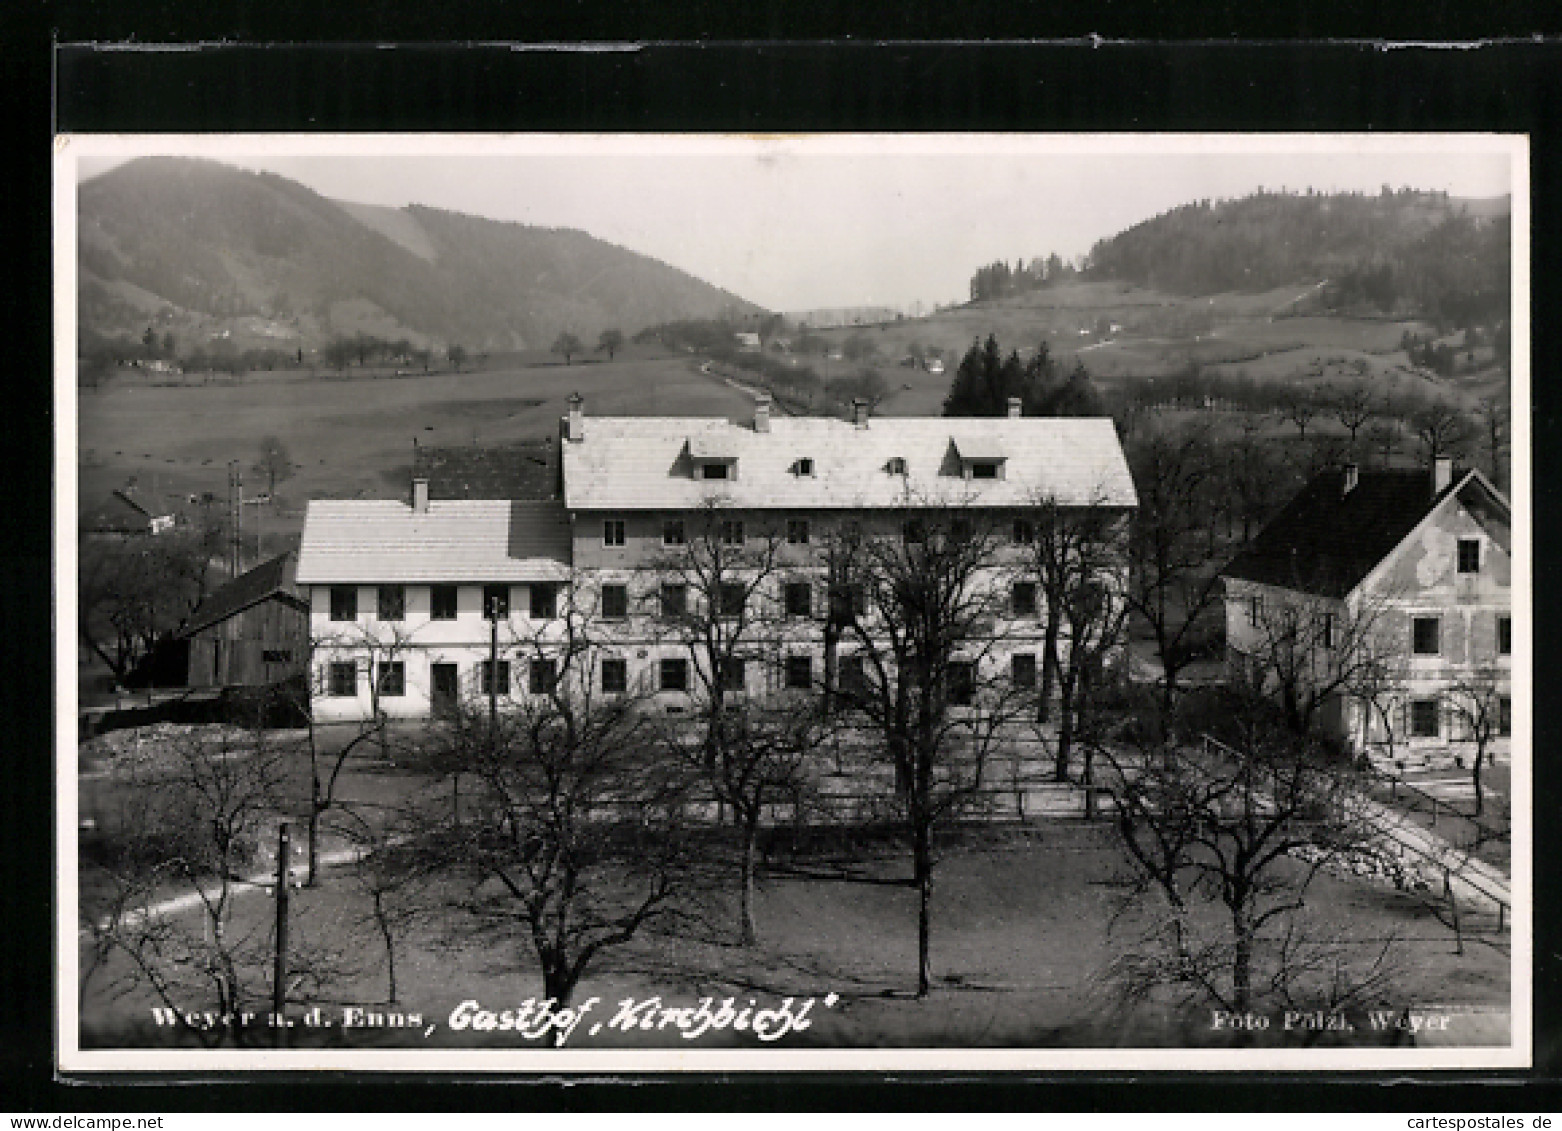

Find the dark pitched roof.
[
  {"left": 180, "top": 551, "right": 304, "bottom": 637},
  {"left": 80, "top": 492, "right": 152, "bottom": 534},
  {"left": 412, "top": 441, "right": 557, "bottom": 501},
  {"left": 1222, "top": 467, "right": 1481, "bottom": 599}
]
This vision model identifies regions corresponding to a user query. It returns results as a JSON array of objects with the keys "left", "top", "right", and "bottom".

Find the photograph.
[{"left": 54, "top": 132, "right": 1529, "bottom": 1072}]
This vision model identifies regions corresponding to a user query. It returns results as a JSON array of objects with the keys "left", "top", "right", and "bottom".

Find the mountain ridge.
[{"left": 78, "top": 157, "right": 762, "bottom": 356}]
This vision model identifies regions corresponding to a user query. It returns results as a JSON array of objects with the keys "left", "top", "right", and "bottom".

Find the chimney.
[
  {"left": 754, "top": 392, "right": 772, "bottom": 433},
  {"left": 852, "top": 398, "right": 870, "bottom": 429},
  {"left": 1342, "top": 462, "right": 1359, "bottom": 495},
  {"left": 1007, "top": 397, "right": 1023, "bottom": 419},
  {"left": 567, "top": 392, "right": 584, "bottom": 442},
  {"left": 1433, "top": 456, "right": 1453, "bottom": 495},
  {"left": 412, "top": 477, "right": 430, "bottom": 514}
]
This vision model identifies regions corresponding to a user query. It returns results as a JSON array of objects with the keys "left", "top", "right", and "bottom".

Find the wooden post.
[{"left": 273, "top": 822, "right": 291, "bottom": 1034}]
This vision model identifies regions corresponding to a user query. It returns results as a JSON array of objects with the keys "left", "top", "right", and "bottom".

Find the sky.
[{"left": 73, "top": 135, "right": 1519, "bottom": 312}]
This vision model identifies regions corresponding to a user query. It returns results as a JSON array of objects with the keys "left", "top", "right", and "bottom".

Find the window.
[
  {"left": 1011, "top": 653, "right": 1037, "bottom": 689},
  {"left": 480, "top": 660, "right": 511, "bottom": 696},
  {"left": 1247, "top": 594, "right": 1263, "bottom": 628},
  {"left": 830, "top": 583, "right": 864, "bottom": 623},
  {"left": 1499, "top": 615, "right": 1512, "bottom": 656},
  {"left": 663, "top": 519, "right": 686, "bottom": 546},
  {"left": 701, "top": 462, "right": 730, "bottom": 480},
  {"left": 839, "top": 655, "right": 867, "bottom": 697},
  {"left": 601, "top": 584, "right": 629, "bottom": 620},
  {"left": 1499, "top": 696, "right": 1512, "bottom": 737},
  {"left": 262, "top": 649, "right": 293, "bottom": 664},
  {"left": 660, "top": 583, "right": 688, "bottom": 618},
  {"left": 949, "top": 661, "right": 976, "bottom": 706},
  {"left": 795, "top": 458, "right": 814, "bottom": 477},
  {"left": 1457, "top": 538, "right": 1481, "bottom": 574},
  {"left": 1012, "top": 582, "right": 1038, "bottom": 617},
  {"left": 377, "top": 585, "right": 405, "bottom": 622},
  {"left": 529, "top": 659, "right": 557, "bottom": 695},
  {"left": 660, "top": 657, "right": 689, "bottom": 692},
  {"left": 1412, "top": 617, "right": 1441, "bottom": 656},
  {"left": 971, "top": 462, "right": 999, "bottom": 480},
  {"left": 328, "top": 662, "right": 356, "bottom": 697},
  {"left": 529, "top": 584, "right": 557, "bottom": 620},
  {"left": 785, "top": 655, "right": 813, "bottom": 690},
  {"left": 601, "top": 658, "right": 628, "bottom": 695},
  {"left": 721, "top": 520, "right": 745, "bottom": 546},
  {"left": 603, "top": 519, "right": 626, "bottom": 547},
  {"left": 785, "top": 581, "right": 812, "bottom": 618},
  {"left": 375, "top": 661, "right": 405, "bottom": 698},
  {"left": 430, "top": 584, "right": 458, "bottom": 621},
  {"left": 887, "top": 457, "right": 907, "bottom": 476},
  {"left": 719, "top": 582, "right": 746, "bottom": 619},
  {"left": 787, "top": 519, "right": 810, "bottom": 545},
  {"left": 1012, "top": 519, "right": 1034, "bottom": 545},
  {"left": 483, "top": 584, "right": 510, "bottom": 620},
  {"left": 330, "top": 586, "right": 357, "bottom": 622},
  {"left": 720, "top": 658, "right": 746, "bottom": 693},
  {"left": 903, "top": 519, "right": 926, "bottom": 544},
  {"left": 1410, "top": 698, "right": 1440, "bottom": 738}
]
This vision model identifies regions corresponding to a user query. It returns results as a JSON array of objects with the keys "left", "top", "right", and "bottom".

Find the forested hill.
[
  {"left": 971, "top": 189, "right": 1510, "bottom": 330},
  {"left": 1085, "top": 189, "right": 1509, "bottom": 326},
  {"left": 78, "top": 157, "right": 760, "bottom": 355}
]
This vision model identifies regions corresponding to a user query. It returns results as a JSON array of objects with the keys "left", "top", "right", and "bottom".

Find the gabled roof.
[
  {"left": 180, "top": 551, "right": 304, "bottom": 637},
  {"left": 561, "top": 415, "right": 1137, "bottom": 511},
  {"left": 412, "top": 441, "right": 556, "bottom": 501},
  {"left": 1222, "top": 467, "right": 1509, "bottom": 599},
  {"left": 79, "top": 489, "right": 176, "bottom": 534},
  {"left": 295, "top": 499, "right": 572, "bottom": 584}
]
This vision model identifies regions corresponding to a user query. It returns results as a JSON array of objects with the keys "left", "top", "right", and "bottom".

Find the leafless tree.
[
  {"left": 1414, "top": 401, "right": 1473, "bottom": 465},
  {"left": 421, "top": 599, "right": 697, "bottom": 1010},
  {"left": 1099, "top": 688, "right": 1377, "bottom": 1015},
  {"left": 1475, "top": 395, "right": 1508, "bottom": 492},
  {"left": 1446, "top": 665, "right": 1508, "bottom": 818},
  {"left": 1282, "top": 389, "right": 1319, "bottom": 441},
  {"left": 1125, "top": 428, "right": 1228, "bottom": 724},
  {"left": 1328, "top": 383, "right": 1375, "bottom": 451},
  {"left": 826, "top": 506, "right": 1027, "bottom": 997}
]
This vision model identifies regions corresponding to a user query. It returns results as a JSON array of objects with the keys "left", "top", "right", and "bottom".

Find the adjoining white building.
[
  {"left": 295, "top": 394, "right": 1138, "bottom": 723},
  {"left": 1221, "top": 458, "right": 1512, "bottom": 762}
]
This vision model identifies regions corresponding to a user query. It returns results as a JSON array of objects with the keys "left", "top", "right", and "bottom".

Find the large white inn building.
[{"left": 294, "top": 395, "right": 1138, "bottom": 723}]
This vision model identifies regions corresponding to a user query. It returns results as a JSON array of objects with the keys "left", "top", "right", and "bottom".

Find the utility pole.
[
  {"left": 488, "top": 597, "right": 500, "bottom": 736},
  {"left": 228, "top": 461, "right": 243, "bottom": 578},
  {"left": 272, "top": 821, "right": 291, "bottom": 1041}
]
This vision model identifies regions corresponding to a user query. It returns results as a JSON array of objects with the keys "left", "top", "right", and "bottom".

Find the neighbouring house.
[
  {"left": 180, "top": 550, "right": 309, "bottom": 688},
  {"left": 79, "top": 486, "right": 179, "bottom": 540},
  {"left": 294, "top": 393, "right": 1137, "bottom": 723},
  {"left": 411, "top": 439, "right": 558, "bottom": 501},
  {"left": 1221, "top": 458, "right": 1513, "bottom": 762},
  {"left": 734, "top": 331, "right": 762, "bottom": 352}
]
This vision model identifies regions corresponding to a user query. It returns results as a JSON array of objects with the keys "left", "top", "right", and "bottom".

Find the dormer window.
[
  {"left": 971, "top": 462, "right": 999, "bottom": 480},
  {"left": 887, "top": 457, "right": 908, "bottom": 476},
  {"left": 951, "top": 437, "right": 1008, "bottom": 481},
  {"left": 701, "top": 462, "right": 730, "bottom": 480},
  {"left": 794, "top": 457, "right": 815, "bottom": 477},
  {"left": 688, "top": 434, "right": 739, "bottom": 482}
]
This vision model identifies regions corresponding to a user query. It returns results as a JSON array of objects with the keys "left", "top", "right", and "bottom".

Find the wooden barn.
[{"left": 181, "top": 551, "right": 309, "bottom": 688}]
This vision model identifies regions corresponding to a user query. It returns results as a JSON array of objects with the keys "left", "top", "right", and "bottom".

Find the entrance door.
[{"left": 430, "top": 663, "right": 459, "bottom": 719}]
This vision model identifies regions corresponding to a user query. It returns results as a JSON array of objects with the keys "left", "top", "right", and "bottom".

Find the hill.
[
  {"left": 77, "top": 157, "right": 762, "bottom": 357},
  {"left": 970, "top": 189, "right": 1510, "bottom": 332}
]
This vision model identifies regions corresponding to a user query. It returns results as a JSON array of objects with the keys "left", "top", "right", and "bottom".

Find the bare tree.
[
  {"left": 1099, "top": 688, "right": 1377, "bottom": 1015},
  {"left": 422, "top": 599, "right": 696, "bottom": 1010},
  {"left": 252, "top": 436, "right": 294, "bottom": 498},
  {"left": 1475, "top": 395, "right": 1508, "bottom": 492},
  {"left": 1125, "top": 428, "right": 1228, "bottom": 724},
  {"left": 1446, "top": 666, "right": 1508, "bottom": 818},
  {"left": 827, "top": 507, "right": 1025, "bottom": 997},
  {"left": 1282, "top": 389, "right": 1319, "bottom": 441},
  {"left": 1414, "top": 401, "right": 1473, "bottom": 465},
  {"left": 652, "top": 505, "right": 817, "bottom": 945},
  {"left": 1328, "top": 383, "right": 1374, "bottom": 452}
]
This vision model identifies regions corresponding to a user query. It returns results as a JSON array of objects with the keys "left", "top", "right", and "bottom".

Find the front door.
[{"left": 430, "top": 663, "right": 459, "bottom": 719}]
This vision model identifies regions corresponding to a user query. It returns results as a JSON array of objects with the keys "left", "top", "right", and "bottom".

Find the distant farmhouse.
[
  {"left": 297, "top": 395, "right": 1137, "bottom": 722},
  {"left": 79, "top": 485, "right": 178, "bottom": 540},
  {"left": 1222, "top": 458, "right": 1512, "bottom": 761}
]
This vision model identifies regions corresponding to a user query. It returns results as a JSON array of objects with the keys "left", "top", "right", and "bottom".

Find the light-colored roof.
[
  {"left": 295, "top": 499, "right": 572, "bottom": 584},
  {"left": 562, "top": 415, "right": 1138, "bottom": 511}
]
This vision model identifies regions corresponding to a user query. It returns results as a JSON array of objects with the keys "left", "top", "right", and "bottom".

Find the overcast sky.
[{"left": 74, "top": 136, "right": 1518, "bottom": 312}]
